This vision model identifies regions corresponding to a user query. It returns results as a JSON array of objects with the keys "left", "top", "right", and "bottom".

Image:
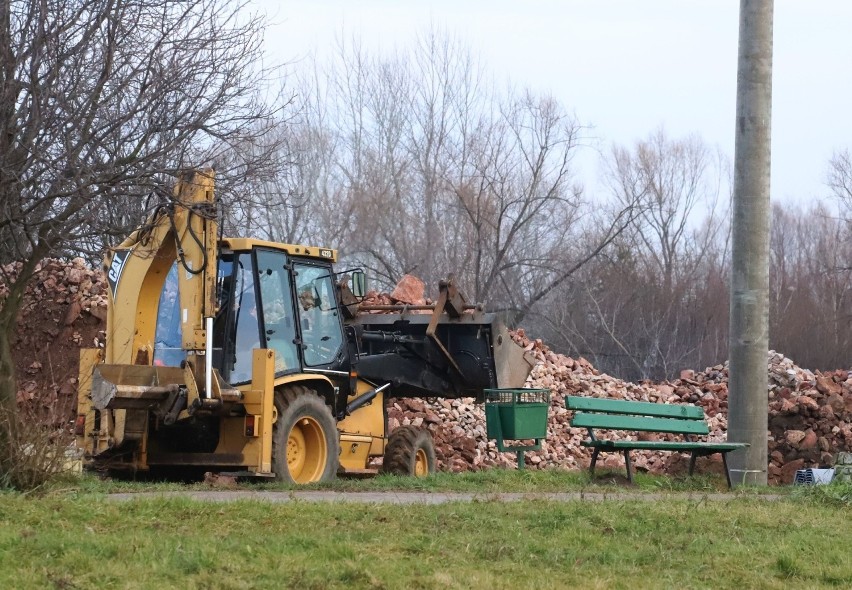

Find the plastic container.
[{"left": 485, "top": 389, "right": 549, "bottom": 440}]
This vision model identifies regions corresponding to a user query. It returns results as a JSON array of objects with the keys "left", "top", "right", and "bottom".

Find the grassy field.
[
  {"left": 1, "top": 471, "right": 850, "bottom": 589},
  {"left": 60, "top": 467, "right": 779, "bottom": 495}
]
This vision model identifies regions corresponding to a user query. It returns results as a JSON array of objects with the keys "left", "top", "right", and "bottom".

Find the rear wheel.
[
  {"left": 273, "top": 385, "right": 339, "bottom": 484},
  {"left": 382, "top": 426, "right": 436, "bottom": 477}
]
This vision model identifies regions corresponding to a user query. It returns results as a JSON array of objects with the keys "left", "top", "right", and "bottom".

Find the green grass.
[
  {"left": 3, "top": 470, "right": 851, "bottom": 589},
  {"left": 45, "top": 467, "right": 785, "bottom": 496},
  {"left": 0, "top": 489, "right": 850, "bottom": 589}
]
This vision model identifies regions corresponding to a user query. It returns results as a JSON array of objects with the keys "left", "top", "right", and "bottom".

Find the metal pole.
[{"left": 728, "top": 0, "right": 774, "bottom": 486}]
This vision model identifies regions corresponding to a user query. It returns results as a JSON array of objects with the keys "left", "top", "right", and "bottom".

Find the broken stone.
[{"left": 390, "top": 274, "right": 426, "bottom": 305}]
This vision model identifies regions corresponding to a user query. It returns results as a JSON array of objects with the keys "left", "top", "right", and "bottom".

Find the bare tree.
[
  {"left": 608, "top": 128, "right": 728, "bottom": 293},
  {"left": 0, "top": 0, "right": 278, "bottom": 415},
  {"left": 550, "top": 130, "right": 730, "bottom": 379},
  {"left": 449, "top": 90, "right": 584, "bottom": 305},
  {"left": 828, "top": 149, "right": 852, "bottom": 213},
  {"left": 257, "top": 29, "right": 638, "bottom": 327},
  {"left": 770, "top": 202, "right": 852, "bottom": 368}
]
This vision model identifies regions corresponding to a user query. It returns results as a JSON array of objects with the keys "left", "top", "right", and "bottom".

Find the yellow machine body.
[{"left": 75, "top": 170, "right": 385, "bottom": 477}]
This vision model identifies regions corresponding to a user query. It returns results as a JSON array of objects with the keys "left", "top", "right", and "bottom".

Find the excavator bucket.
[{"left": 352, "top": 277, "right": 536, "bottom": 400}]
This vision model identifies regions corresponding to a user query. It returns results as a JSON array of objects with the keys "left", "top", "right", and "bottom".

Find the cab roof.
[{"left": 221, "top": 237, "right": 338, "bottom": 263}]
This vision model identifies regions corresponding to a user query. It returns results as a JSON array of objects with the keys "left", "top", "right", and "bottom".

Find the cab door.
[
  {"left": 255, "top": 249, "right": 300, "bottom": 374},
  {"left": 293, "top": 262, "right": 345, "bottom": 368}
]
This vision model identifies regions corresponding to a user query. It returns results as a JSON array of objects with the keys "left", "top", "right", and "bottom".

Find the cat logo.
[{"left": 107, "top": 249, "right": 132, "bottom": 299}]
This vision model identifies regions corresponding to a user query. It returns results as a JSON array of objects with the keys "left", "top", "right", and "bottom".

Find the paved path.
[{"left": 106, "top": 490, "right": 783, "bottom": 504}]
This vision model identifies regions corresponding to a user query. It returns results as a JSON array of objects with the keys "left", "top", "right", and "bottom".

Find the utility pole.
[{"left": 728, "top": 0, "right": 774, "bottom": 486}]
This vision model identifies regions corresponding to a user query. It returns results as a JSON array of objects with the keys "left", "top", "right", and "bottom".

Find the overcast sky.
[{"left": 256, "top": 1, "right": 852, "bottom": 206}]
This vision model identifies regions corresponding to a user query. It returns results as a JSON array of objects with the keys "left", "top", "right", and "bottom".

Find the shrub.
[{"left": 0, "top": 396, "right": 79, "bottom": 491}]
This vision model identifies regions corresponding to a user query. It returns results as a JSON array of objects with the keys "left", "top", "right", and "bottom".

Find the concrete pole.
[{"left": 728, "top": 0, "right": 774, "bottom": 486}]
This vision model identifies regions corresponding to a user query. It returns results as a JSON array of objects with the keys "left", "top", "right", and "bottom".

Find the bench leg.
[
  {"left": 623, "top": 450, "right": 633, "bottom": 484},
  {"left": 590, "top": 448, "right": 600, "bottom": 479},
  {"left": 721, "top": 452, "right": 732, "bottom": 489},
  {"left": 688, "top": 451, "right": 698, "bottom": 476}
]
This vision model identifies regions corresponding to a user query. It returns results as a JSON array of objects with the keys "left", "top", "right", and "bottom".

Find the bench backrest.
[{"left": 565, "top": 396, "right": 709, "bottom": 435}]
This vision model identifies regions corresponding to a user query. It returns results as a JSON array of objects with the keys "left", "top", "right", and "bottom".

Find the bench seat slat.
[
  {"left": 580, "top": 440, "right": 748, "bottom": 451},
  {"left": 565, "top": 396, "right": 704, "bottom": 419},
  {"left": 571, "top": 413, "right": 710, "bottom": 435}
]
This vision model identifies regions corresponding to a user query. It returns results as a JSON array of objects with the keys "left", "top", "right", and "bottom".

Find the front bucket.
[
  {"left": 91, "top": 364, "right": 187, "bottom": 410},
  {"left": 491, "top": 322, "right": 536, "bottom": 390},
  {"left": 352, "top": 312, "right": 536, "bottom": 399}
]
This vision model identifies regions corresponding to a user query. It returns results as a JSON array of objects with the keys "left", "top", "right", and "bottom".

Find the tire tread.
[
  {"left": 272, "top": 384, "right": 339, "bottom": 483},
  {"left": 383, "top": 425, "right": 436, "bottom": 476}
]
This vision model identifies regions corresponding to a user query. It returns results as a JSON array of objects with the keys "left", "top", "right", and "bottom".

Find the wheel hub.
[
  {"left": 285, "top": 416, "right": 328, "bottom": 483},
  {"left": 414, "top": 448, "right": 429, "bottom": 477}
]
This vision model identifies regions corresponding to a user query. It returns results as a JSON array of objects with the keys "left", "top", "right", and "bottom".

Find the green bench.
[{"left": 565, "top": 396, "right": 748, "bottom": 488}]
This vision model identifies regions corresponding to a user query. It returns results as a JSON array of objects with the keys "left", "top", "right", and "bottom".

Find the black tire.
[
  {"left": 382, "top": 426, "right": 436, "bottom": 477},
  {"left": 272, "top": 385, "right": 339, "bottom": 484}
]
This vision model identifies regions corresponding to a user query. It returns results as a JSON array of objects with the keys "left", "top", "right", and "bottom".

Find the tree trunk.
[
  {"left": 0, "top": 321, "right": 14, "bottom": 411},
  {"left": 0, "top": 312, "right": 17, "bottom": 472},
  {"left": 0, "top": 253, "right": 43, "bottom": 410}
]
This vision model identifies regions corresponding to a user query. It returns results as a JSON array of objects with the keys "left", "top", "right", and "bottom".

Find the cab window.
[
  {"left": 153, "top": 263, "right": 184, "bottom": 366},
  {"left": 294, "top": 263, "right": 343, "bottom": 366},
  {"left": 256, "top": 250, "right": 300, "bottom": 374},
  {"left": 229, "top": 252, "right": 261, "bottom": 383}
]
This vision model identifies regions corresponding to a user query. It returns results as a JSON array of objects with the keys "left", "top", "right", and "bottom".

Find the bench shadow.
[{"left": 585, "top": 470, "right": 636, "bottom": 487}]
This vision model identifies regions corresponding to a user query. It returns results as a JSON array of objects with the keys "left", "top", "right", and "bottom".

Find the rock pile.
[
  {"left": 4, "top": 258, "right": 107, "bottom": 423},
  {"left": 389, "top": 330, "right": 852, "bottom": 484},
  {"left": 765, "top": 361, "right": 852, "bottom": 483},
  {"left": 2, "top": 258, "right": 109, "bottom": 322}
]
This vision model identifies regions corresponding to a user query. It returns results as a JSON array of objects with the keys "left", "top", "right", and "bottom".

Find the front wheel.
[
  {"left": 382, "top": 426, "right": 436, "bottom": 477},
  {"left": 273, "top": 385, "right": 339, "bottom": 484}
]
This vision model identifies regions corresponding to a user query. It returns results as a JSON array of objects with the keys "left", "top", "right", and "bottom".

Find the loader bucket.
[
  {"left": 491, "top": 322, "right": 536, "bottom": 390},
  {"left": 91, "top": 364, "right": 187, "bottom": 410},
  {"left": 352, "top": 312, "right": 536, "bottom": 400}
]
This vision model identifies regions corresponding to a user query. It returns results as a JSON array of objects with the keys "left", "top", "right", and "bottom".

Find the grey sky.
[{"left": 257, "top": 1, "right": 852, "bottom": 205}]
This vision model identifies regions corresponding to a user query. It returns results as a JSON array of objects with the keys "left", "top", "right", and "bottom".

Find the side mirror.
[{"left": 350, "top": 270, "right": 367, "bottom": 298}]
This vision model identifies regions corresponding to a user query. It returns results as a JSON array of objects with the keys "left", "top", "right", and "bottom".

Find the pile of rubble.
[
  {"left": 389, "top": 330, "right": 852, "bottom": 483},
  {"left": 1, "top": 258, "right": 109, "bottom": 322},
  {"left": 378, "top": 276, "right": 851, "bottom": 483},
  {"left": 4, "top": 258, "right": 106, "bottom": 422}
]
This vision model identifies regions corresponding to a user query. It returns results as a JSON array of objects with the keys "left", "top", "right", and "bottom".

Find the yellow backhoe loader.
[{"left": 75, "top": 169, "right": 534, "bottom": 482}]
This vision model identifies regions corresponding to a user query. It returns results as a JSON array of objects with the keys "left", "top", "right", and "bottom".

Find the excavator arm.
[
  {"left": 105, "top": 168, "right": 218, "bottom": 366},
  {"left": 78, "top": 169, "right": 225, "bottom": 456}
]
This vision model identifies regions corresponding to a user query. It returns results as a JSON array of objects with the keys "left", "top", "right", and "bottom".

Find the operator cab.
[
  {"left": 152, "top": 239, "right": 347, "bottom": 385},
  {"left": 214, "top": 244, "right": 347, "bottom": 384}
]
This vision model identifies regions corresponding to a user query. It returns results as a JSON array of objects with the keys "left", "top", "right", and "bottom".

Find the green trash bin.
[{"left": 484, "top": 389, "right": 550, "bottom": 469}]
